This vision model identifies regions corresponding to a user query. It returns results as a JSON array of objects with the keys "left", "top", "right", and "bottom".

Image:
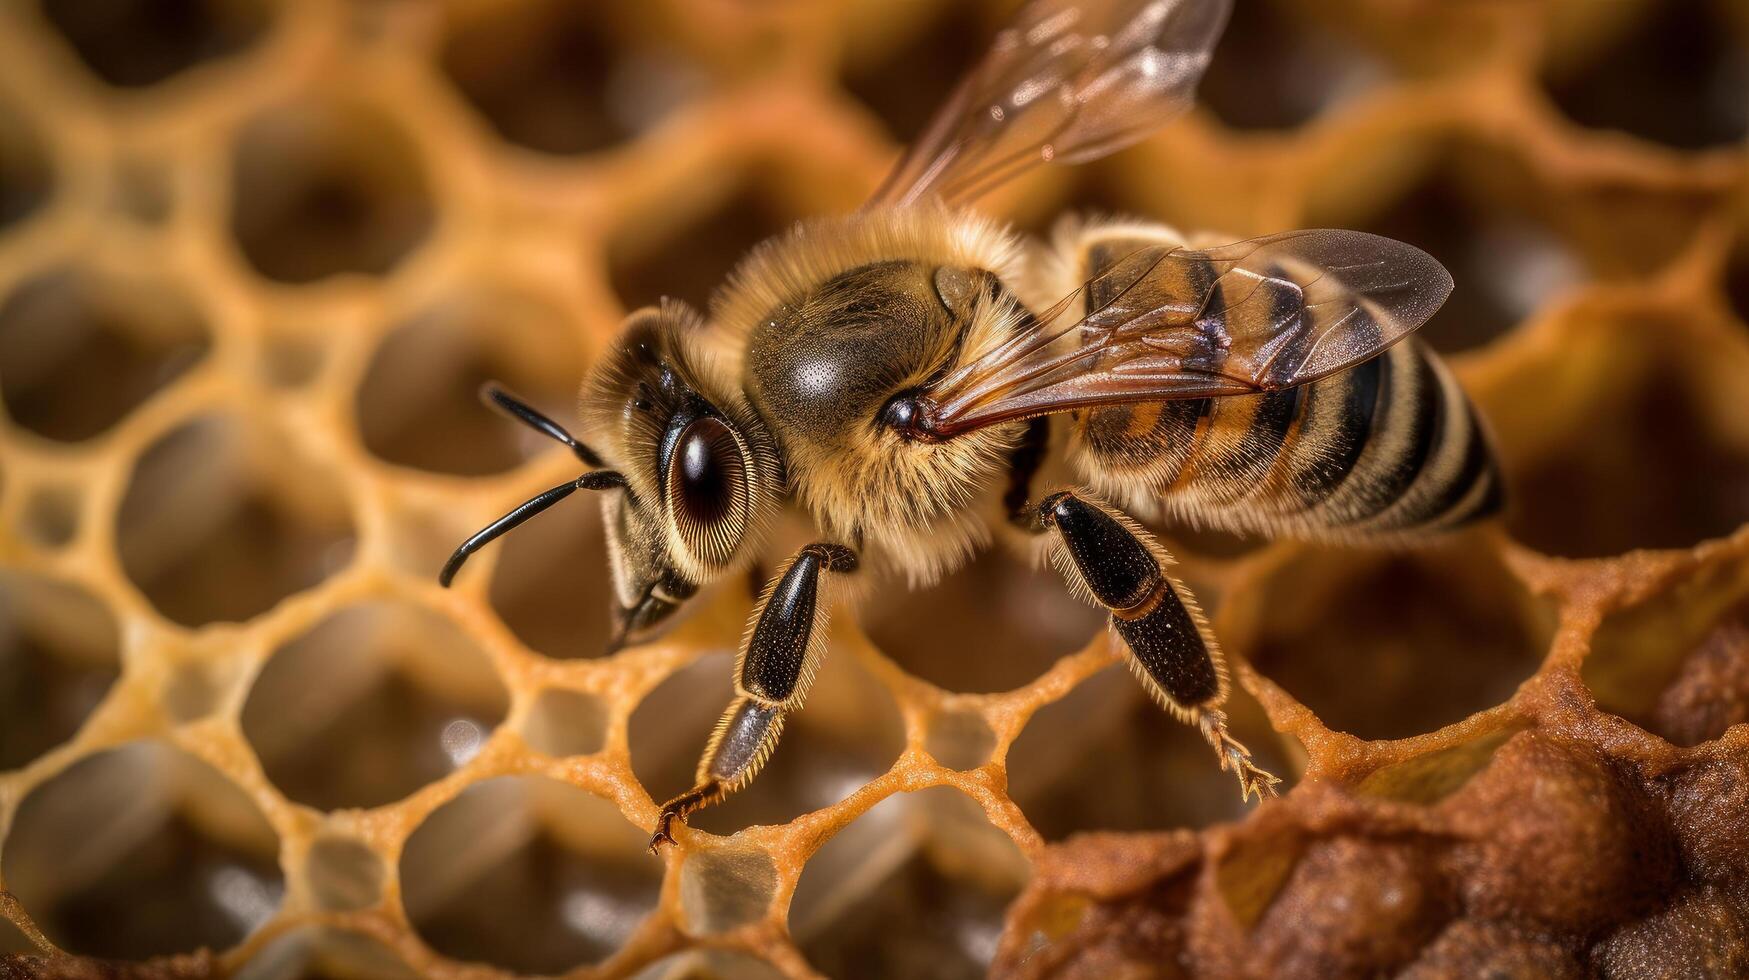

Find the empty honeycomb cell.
[
  {"left": 305, "top": 836, "right": 382, "bottom": 912},
  {"left": 1232, "top": 539, "right": 1553, "bottom": 741},
  {"left": 1007, "top": 664, "right": 1293, "bottom": 839},
  {"left": 1729, "top": 242, "right": 1749, "bottom": 330},
  {"left": 161, "top": 658, "right": 230, "bottom": 723},
  {"left": 257, "top": 331, "right": 323, "bottom": 389},
  {"left": 2, "top": 740, "right": 283, "bottom": 959},
  {"left": 523, "top": 686, "right": 609, "bottom": 757},
  {"left": 629, "top": 647, "right": 904, "bottom": 836},
  {"left": 0, "top": 264, "right": 210, "bottom": 443},
  {"left": 0, "top": 99, "right": 51, "bottom": 230},
  {"left": 240, "top": 600, "right": 509, "bottom": 811},
  {"left": 608, "top": 177, "right": 803, "bottom": 313},
  {"left": 791, "top": 786, "right": 1028, "bottom": 979},
  {"left": 678, "top": 842, "right": 779, "bottom": 934},
  {"left": 860, "top": 547, "right": 1104, "bottom": 694},
  {"left": 636, "top": 950, "right": 786, "bottom": 980},
  {"left": 1198, "top": 0, "right": 1385, "bottom": 131},
  {"left": 438, "top": 0, "right": 702, "bottom": 156},
  {"left": 1342, "top": 151, "right": 1584, "bottom": 353},
  {"left": 228, "top": 99, "right": 434, "bottom": 284},
  {"left": 1582, "top": 556, "right": 1749, "bottom": 746},
  {"left": 485, "top": 486, "right": 615, "bottom": 658},
  {"left": 1493, "top": 315, "right": 1749, "bottom": 558},
  {"left": 399, "top": 775, "right": 660, "bottom": 974},
  {"left": 36, "top": 0, "right": 274, "bottom": 88},
  {"left": 19, "top": 483, "right": 78, "bottom": 549},
  {"left": 240, "top": 927, "right": 419, "bottom": 980},
  {"left": 355, "top": 289, "right": 585, "bottom": 476},
  {"left": 1541, "top": 0, "right": 1749, "bottom": 149},
  {"left": 115, "top": 412, "right": 356, "bottom": 626},
  {"left": 925, "top": 707, "right": 995, "bottom": 771},
  {"left": 109, "top": 155, "right": 174, "bottom": 225},
  {"left": 0, "top": 571, "right": 120, "bottom": 770}
]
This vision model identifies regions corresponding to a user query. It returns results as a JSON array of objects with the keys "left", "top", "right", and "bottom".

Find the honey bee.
[{"left": 440, "top": 0, "right": 1501, "bottom": 850}]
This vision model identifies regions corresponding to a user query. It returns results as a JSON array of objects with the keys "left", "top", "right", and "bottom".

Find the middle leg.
[{"left": 1031, "top": 488, "right": 1280, "bottom": 801}]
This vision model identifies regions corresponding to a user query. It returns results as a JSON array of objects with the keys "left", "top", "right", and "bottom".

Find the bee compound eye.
[{"left": 666, "top": 415, "right": 748, "bottom": 564}]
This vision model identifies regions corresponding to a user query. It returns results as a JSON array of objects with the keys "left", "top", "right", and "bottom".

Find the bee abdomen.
[
  {"left": 1060, "top": 220, "right": 1500, "bottom": 543},
  {"left": 1150, "top": 339, "right": 1498, "bottom": 539}
]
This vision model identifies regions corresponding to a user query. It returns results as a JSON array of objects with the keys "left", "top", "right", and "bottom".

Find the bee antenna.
[
  {"left": 439, "top": 470, "right": 626, "bottom": 587},
  {"left": 481, "top": 382, "right": 606, "bottom": 468}
]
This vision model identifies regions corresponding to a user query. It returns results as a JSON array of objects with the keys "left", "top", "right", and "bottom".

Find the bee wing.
[
  {"left": 916, "top": 230, "right": 1453, "bottom": 437},
  {"left": 869, "top": 0, "right": 1231, "bottom": 207}
]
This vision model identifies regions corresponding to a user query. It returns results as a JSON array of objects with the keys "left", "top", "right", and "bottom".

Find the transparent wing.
[
  {"left": 914, "top": 230, "right": 1453, "bottom": 437},
  {"left": 869, "top": 0, "right": 1231, "bottom": 207}
]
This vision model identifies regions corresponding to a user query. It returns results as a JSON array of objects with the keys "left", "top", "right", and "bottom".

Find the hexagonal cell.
[
  {"left": 116, "top": 413, "right": 356, "bottom": 626},
  {"left": 633, "top": 950, "right": 785, "bottom": 980},
  {"left": 0, "top": 99, "right": 51, "bottom": 230},
  {"left": 860, "top": 547, "right": 1103, "bottom": 694},
  {"left": 0, "top": 571, "right": 120, "bottom": 770},
  {"left": 486, "top": 484, "right": 615, "bottom": 658},
  {"left": 229, "top": 98, "right": 434, "bottom": 284},
  {"left": 524, "top": 686, "right": 609, "bottom": 757},
  {"left": 1583, "top": 556, "right": 1749, "bottom": 747},
  {"left": 2, "top": 740, "right": 283, "bottom": 959},
  {"left": 608, "top": 176, "right": 800, "bottom": 313},
  {"left": 1494, "top": 315, "right": 1749, "bottom": 558},
  {"left": 355, "top": 289, "right": 584, "bottom": 475},
  {"left": 241, "top": 600, "right": 509, "bottom": 811},
  {"left": 925, "top": 708, "right": 994, "bottom": 772},
  {"left": 0, "top": 264, "right": 209, "bottom": 443},
  {"left": 839, "top": 1, "right": 995, "bottom": 144},
  {"left": 235, "top": 926, "right": 419, "bottom": 980},
  {"left": 678, "top": 842, "right": 779, "bottom": 934},
  {"left": 1541, "top": 0, "right": 1749, "bottom": 149},
  {"left": 438, "top": 1, "right": 701, "bottom": 155},
  {"left": 37, "top": 0, "right": 274, "bottom": 88},
  {"left": 1236, "top": 539, "right": 1553, "bottom": 741},
  {"left": 306, "top": 836, "right": 383, "bottom": 912},
  {"left": 1345, "top": 151, "right": 1583, "bottom": 354},
  {"left": 1199, "top": 0, "right": 1386, "bottom": 131},
  {"left": 630, "top": 647, "right": 904, "bottom": 837},
  {"left": 1009, "top": 664, "right": 1293, "bottom": 838},
  {"left": 791, "top": 786, "right": 1029, "bottom": 979},
  {"left": 20, "top": 483, "right": 79, "bottom": 549},
  {"left": 400, "top": 775, "right": 661, "bottom": 974}
]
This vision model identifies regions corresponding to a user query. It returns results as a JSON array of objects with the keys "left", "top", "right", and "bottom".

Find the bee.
[{"left": 439, "top": 0, "right": 1502, "bottom": 851}]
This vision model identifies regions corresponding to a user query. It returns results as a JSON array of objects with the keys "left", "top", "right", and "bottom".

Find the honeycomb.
[{"left": 1, "top": 0, "right": 1747, "bottom": 976}]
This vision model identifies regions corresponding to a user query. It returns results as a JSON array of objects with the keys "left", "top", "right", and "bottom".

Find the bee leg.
[
  {"left": 650, "top": 543, "right": 859, "bottom": 852},
  {"left": 1034, "top": 489, "right": 1281, "bottom": 802}
]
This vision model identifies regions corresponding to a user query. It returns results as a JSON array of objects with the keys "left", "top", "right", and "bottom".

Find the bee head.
[{"left": 583, "top": 300, "right": 782, "bottom": 650}]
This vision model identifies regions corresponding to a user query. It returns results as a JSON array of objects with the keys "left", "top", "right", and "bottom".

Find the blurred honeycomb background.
[{"left": 0, "top": 0, "right": 1747, "bottom": 976}]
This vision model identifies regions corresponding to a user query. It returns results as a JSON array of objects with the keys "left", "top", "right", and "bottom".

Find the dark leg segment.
[
  {"left": 1037, "top": 490, "right": 1279, "bottom": 801},
  {"left": 650, "top": 543, "right": 858, "bottom": 851}
]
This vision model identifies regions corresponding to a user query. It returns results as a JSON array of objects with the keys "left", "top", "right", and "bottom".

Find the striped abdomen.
[{"left": 1063, "top": 225, "right": 1502, "bottom": 542}]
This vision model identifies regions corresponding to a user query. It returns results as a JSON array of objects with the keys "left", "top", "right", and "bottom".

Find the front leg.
[
  {"left": 649, "top": 543, "right": 858, "bottom": 852},
  {"left": 1034, "top": 489, "right": 1280, "bottom": 801}
]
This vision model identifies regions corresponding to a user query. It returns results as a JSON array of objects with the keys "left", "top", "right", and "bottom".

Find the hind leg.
[{"left": 1031, "top": 488, "right": 1279, "bottom": 801}]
